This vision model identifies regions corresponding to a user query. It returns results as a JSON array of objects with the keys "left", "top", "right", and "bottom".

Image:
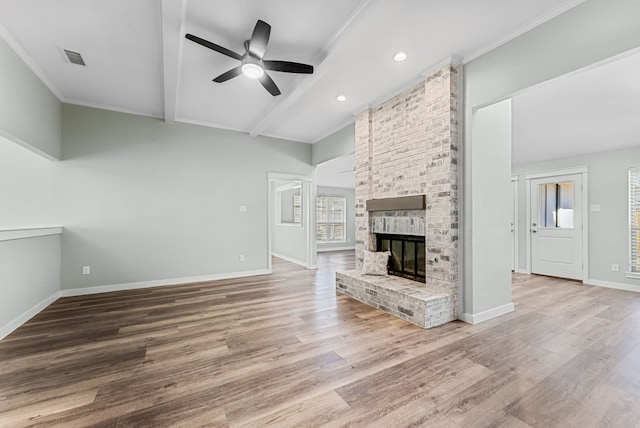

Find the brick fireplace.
[{"left": 336, "top": 62, "right": 459, "bottom": 328}]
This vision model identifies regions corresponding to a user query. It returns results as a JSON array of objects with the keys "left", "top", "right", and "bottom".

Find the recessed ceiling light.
[
  {"left": 336, "top": 94, "right": 347, "bottom": 102},
  {"left": 393, "top": 51, "right": 407, "bottom": 62}
]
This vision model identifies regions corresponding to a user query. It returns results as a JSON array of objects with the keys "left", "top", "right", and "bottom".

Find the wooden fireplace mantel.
[{"left": 365, "top": 195, "right": 426, "bottom": 212}]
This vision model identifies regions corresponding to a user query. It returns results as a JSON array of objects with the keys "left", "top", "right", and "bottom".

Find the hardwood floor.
[{"left": 2, "top": 253, "right": 640, "bottom": 427}]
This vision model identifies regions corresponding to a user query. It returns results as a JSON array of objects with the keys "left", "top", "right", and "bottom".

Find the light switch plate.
[
  {"left": 590, "top": 204, "right": 601, "bottom": 212},
  {"left": 239, "top": 205, "right": 247, "bottom": 212}
]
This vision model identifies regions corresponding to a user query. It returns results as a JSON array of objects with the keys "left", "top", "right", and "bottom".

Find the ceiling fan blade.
[
  {"left": 213, "top": 66, "right": 243, "bottom": 83},
  {"left": 259, "top": 72, "right": 281, "bottom": 96},
  {"left": 248, "top": 20, "right": 271, "bottom": 59},
  {"left": 185, "top": 33, "right": 243, "bottom": 61},
  {"left": 263, "top": 60, "right": 314, "bottom": 74}
]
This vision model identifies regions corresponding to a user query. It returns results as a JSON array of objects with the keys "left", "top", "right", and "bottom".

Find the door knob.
[
  {"left": 532, "top": 230, "right": 537, "bottom": 233},
  {"left": 532, "top": 222, "right": 537, "bottom": 227}
]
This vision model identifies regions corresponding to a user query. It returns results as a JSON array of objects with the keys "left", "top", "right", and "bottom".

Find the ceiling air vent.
[{"left": 63, "top": 49, "right": 86, "bottom": 66}]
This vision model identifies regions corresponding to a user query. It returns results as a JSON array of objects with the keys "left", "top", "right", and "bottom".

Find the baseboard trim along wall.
[
  {"left": 60, "top": 269, "right": 272, "bottom": 297},
  {"left": 459, "top": 303, "right": 515, "bottom": 325},
  {"left": 584, "top": 278, "right": 640, "bottom": 293},
  {"left": 317, "top": 246, "right": 355, "bottom": 253},
  {"left": 271, "top": 252, "right": 309, "bottom": 268},
  {"left": 0, "top": 291, "right": 60, "bottom": 340},
  {"left": 0, "top": 269, "right": 272, "bottom": 340}
]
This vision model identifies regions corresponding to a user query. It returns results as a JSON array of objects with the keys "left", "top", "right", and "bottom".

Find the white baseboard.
[
  {"left": 0, "top": 291, "right": 60, "bottom": 340},
  {"left": 317, "top": 246, "right": 355, "bottom": 253},
  {"left": 271, "top": 252, "right": 309, "bottom": 268},
  {"left": 583, "top": 278, "right": 640, "bottom": 293},
  {"left": 60, "top": 269, "right": 271, "bottom": 297},
  {"left": 459, "top": 302, "right": 515, "bottom": 325}
]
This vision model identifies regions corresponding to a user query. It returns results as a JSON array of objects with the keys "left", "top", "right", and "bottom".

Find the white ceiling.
[
  {"left": 512, "top": 50, "right": 640, "bottom": 166},
  {"left": 316, "top": 153, "right": 356, "bottom": 189},
  {"left": 0, "top": 0, "right": 585, "bottom": 143}
]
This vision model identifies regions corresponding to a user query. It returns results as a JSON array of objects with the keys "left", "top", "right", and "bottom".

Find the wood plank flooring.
[{"left": 2, "top": 253, "right": 640, "bottom": 427}]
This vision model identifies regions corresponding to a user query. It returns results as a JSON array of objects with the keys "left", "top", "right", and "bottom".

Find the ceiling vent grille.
[{"left": 63, "top": 49, "right": 86, "bottom": 66}]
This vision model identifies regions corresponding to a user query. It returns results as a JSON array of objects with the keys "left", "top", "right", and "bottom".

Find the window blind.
[{"left": 630, "top": 168, "right": 640, "bottom": 273}]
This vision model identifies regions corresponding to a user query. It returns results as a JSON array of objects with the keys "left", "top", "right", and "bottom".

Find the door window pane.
[{"left": 538, "top": 182, "right": 574, "bottom": 228}]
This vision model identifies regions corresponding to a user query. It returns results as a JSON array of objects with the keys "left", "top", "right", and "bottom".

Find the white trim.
[
  {"left": 524, "top": 179, "right": 532, "bottom": 274},
  {"left": 0, "top": 130, "right": 60, "bottom": 161},
  {"left": 625, "top": 272, "right": 640, "bottom": 280},
  {"left": 462, "top": 0, "right": 588, "bottom": 64},
  {"left": 459, "top": 303, "right": 515, "bottom": 325},
  {"left": 420, "top": 56, "right": 462, "bottom": 78},
  {"left": 524, "top": 165, "right": 588, "bottom": 180},
  {"left": 311, "top": 117, "right": 355, "bottom": 144},
  {"left": 525, "top": 167, "right": 588, "bottom": 279},
  {"left": 0, "top": 291, "right": 60, "bottom": 340},
  {"left": 60, "top": 269, "right": 271, "bottom": 297},
  {"left": 64, "top": 99, "right": 163, "bottom": 120},
  {"left": 515, "top": 268, "right": 529, "bottom": 274},
  {"left": 511, "top": 176, "right": 519, "bottom": 272},
  {"left": 584, "top": 278, "right": 640, "bottom": 293},
  {"left": 0, "top": 227, "right": 63, "bottom": 242},
  {"left": 0, "top": 22, "right": 64, "bottom": 100},
  {"left": 271, "top": 252, "right": 309, "bottom": 269},
  {"left": 317, "top": 246, "right": 355, "bottom": 253}
]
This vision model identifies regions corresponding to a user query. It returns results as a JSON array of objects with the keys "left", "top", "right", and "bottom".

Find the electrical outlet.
[
  {"left": 82, "top": 265, "right": 91, "bottom": 275},
  {"left": 611, "top": 264, "right": 619, "bottom": 272},
  {"left": 239, "top": 255, "right": 245, "bottom": 262}
]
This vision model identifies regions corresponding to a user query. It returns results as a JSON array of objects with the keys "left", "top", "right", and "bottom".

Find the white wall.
[
  {"left": 317, "top": 186, "right": 355, "bottom": 252},
  {"left": 60, "top": 104, "right": 314, "bottom": 290},
  {"left": 512, "top": 147, "right": 640, "bottom": 290},
  {"left": 462, "top": 0, "right": 640, "bottom": 319},
  {"left": 271, "top": 179, "right": 312, "bottom": 266},
  {"left": 0, "top": 35, "right": 61, "bottom": 159}
]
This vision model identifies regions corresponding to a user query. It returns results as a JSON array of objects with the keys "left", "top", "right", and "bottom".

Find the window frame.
[
  {"left": 627, "top": 167, "right": 640, "bottom": 279},
  {"left": 316, "top": 196, "right": 347, "bottom": 243}
]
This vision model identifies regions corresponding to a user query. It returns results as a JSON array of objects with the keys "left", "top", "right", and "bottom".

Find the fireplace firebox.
[{"left": 376, "top": 234, "right": 426, "bottom": 283}]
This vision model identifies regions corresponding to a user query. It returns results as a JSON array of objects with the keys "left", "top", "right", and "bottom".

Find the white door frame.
[
  {"left": 511, "top": 176, "right": 519, "bottom": 272},
  {"left": 267, "top": 172, "right": 317, "bottom": 272},
  {"left": 524, "top": 166, "right": 588, "bottom": 280}
]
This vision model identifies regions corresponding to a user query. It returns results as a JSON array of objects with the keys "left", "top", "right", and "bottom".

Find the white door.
[{"left": 530, "top": 173, "right": 583, "bottom": 279}]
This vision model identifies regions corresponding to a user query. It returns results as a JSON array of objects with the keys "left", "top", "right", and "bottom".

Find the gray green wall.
[
  {"left": 0, "top": 36, "right": 61, "bottom": 159},
  {"left": 312, "top": 123, "right": 354, "bottom": 166},
  {"left": 60, "top": 104, "right": 314, "bottom": 290},
  {"left": 0, "top": 138, "right": 61, "bottom": 337},
  {"left": 462, "top": 0, "right": 640, "bottom": 317},
  {"left": 512, "top": 147, "right": 640, "bottom": 289}
]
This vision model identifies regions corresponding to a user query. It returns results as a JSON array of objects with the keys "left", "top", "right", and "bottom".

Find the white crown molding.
[
  {"left": 311, "top": 117, "right": 355, "bottom": 144},
  {"left": 420, "top": 55, "right": 462, "bottom": 78},
  {"left": 175, "top": 116, "right": 251, "bottom": 135},
  {"left": 0, "top": 22, "right": 64, "bottom": 101},
  {"left": 463, "top": 0, "right": 588, "bottom": 64},
  {"left": 64, "top": 98, "right": 164, "bottom": 120}
]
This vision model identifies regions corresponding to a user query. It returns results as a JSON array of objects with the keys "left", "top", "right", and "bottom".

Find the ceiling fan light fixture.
[
  {"left": 241, "top": 62, "right": 264, "bottom": 79},
  {"left": 393, "top": 51, "right": 407, "bottom": 62}
]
